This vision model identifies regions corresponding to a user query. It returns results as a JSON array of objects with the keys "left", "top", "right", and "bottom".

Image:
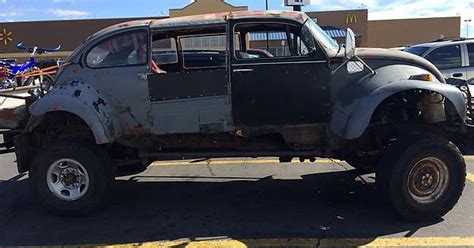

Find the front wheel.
[
  {"left": 376, "top": 135, "right": 466, "bottom": 221},
  {"left": 30, "top": 143, "right": 113, "bottom": 215}
]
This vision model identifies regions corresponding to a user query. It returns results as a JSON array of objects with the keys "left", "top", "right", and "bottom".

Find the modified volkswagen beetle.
[{"left": 8, "top": 11, "right": 469, "bottom": 220}]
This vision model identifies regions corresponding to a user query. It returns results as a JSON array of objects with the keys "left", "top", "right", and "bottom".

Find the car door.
[
  {"left": 230, "top": 20, "right": 330, "bottom": 127},
  {"left": 82, "top": 29, "right": 152, "bottom": 133},
  {"left": 424, "top": 44, "right": 467, "bottom": 80},
  {"left": 147, "top": 30, "right": 233, "bottom": 135}
]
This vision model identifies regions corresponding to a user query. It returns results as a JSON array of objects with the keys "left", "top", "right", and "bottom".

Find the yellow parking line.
[
  {"left": 151, "top": 156, "right": 474, "bottom": 167},
  {"left": 467, "top": 173, "right": 474, "bottom": 182},
  {"left": 150, "top": 159, "right": 337, "bottom": 167},
  {"left": 100, "top": 237, "right": 474, "bottom": 247}
]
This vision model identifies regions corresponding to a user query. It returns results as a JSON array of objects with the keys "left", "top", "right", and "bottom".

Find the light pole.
[
  {"left": 465, "top": 19, "right": 472, "bottom": 37},
  {"left": 265, "top": 0, "right": 268, "bottom": 10}
]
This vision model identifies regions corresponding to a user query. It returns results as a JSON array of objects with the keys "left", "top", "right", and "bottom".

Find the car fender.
[
  {"left": 330, "top": 66, "right": 467, "bottom": 140},
  {"left": 28, "top": 81, "right": 122, "bottom": 144}
]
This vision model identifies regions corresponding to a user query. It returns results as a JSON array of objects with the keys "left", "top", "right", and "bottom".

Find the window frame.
[
  {"left": 231, "top": 20, "right": 320, "bottom": 62},
  {"left": 151, "top": 37, "right": 179, "bottom": 66},
  {"left": 466, "top": 43, "right": 474, "bottom": 67},
  {"left": 424, "top": 44, "right": 463, "bottom": 70},
  {"left": 84, "top": 29, "right": 149, "bottom": 70},
  {"left": 178, "top": 32, "right": 228, "bottom": 70}
]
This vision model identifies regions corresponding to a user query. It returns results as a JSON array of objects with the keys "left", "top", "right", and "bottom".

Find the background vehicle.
[
  {"left": 1, "top": 11, "right": 469, "bottom": 221},
  {"left": 405, "top": 38, "right": 474, "bottom": 82}
]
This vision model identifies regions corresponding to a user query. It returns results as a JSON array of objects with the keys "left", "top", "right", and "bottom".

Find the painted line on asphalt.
[
  {"left": 150, "top": 159, "right": 474, "bottom": 182},
  {"left": 150, "top": 159, "right": 336, "bottom": 167},
  {"left": 467, "top": 173, "right": 474, "bottom": 182},
  {"left": 151, "top": 156, "right": 474, "bottom": 167},
  {"left": 99, "top": 237, "right": 474, "bottom": 247}
]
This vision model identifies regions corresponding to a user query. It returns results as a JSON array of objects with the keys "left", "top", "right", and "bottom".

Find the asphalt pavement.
[{"left": 0, "top": 153, "right": 473, "bottom": 247}]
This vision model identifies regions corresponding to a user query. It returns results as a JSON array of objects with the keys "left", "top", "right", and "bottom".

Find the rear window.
[{"left": 405, "top": 46, "right": 429, "bottom": 56}]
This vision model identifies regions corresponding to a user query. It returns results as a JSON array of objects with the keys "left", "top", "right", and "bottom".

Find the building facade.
[{"left": 0, "top": 0, "right": 461, "bottom": 60}]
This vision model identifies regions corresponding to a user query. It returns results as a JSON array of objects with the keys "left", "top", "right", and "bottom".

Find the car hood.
[{"left": 354, "top": 48, "right": 445, "bottom": 83}]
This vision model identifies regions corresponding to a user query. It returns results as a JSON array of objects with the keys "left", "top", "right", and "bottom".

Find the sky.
[{"left": 0, "top": 0, "right": 473, "bottom": 37}]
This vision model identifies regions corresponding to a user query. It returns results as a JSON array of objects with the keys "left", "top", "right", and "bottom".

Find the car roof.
[
  {"left": 410, "top": 38, "right": 474, "bottom": 48},
  {"left": 88, "top": 11, "right": 307, "bottom": 41},
  {"left": 150, "top": 10, "right": 308, "bottom": 29}
]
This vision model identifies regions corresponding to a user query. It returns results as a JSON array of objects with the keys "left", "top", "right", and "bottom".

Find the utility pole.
[
  {"left": 465, "top": 19, "right": 472, "bottom": 37},
  {"left": 265, "top": 0, "right": 269, "bottom": 51}
]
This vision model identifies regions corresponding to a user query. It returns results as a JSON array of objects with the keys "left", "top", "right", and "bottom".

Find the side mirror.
[{"left": 345, "top": 28, "right": 356, "bottom": 59}]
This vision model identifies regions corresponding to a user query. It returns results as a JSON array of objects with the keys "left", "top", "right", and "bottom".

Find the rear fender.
[{"left": 28, "top": 81, "right": 122, "bottom": 144}]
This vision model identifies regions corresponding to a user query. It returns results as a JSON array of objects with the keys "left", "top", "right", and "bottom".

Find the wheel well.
[
  {"left": 370, "top": 89, "right": 461, "bottom": 126},
  {"left": 34, "top": 111, "right": 95, "bottom": 144},
  {"left": 344, "top": 89, "right": 463, "bottom": 160}
]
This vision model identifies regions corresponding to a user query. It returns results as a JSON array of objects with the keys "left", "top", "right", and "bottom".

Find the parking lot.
[{"left": 0, "top": 153, "right": 473, "bottom": 247}]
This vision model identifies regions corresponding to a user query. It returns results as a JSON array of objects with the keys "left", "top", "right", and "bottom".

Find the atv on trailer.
[{"left": 2, "top": 11, "right": 470, "bottom": 221}]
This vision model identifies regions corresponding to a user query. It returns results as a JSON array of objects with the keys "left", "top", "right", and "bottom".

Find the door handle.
[
  {"left": 233, "top": 68, "right": 254, "bottom": 73},
  {"left": 452, "top": 73, "right": 463, "bottom": 77}
]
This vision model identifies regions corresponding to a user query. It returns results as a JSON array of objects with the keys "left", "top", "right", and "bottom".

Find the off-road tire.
[
  {"left": 29, "top": 142, "right": 113, "bottom": 215},
  {"left": 376, "top": 135, "right": 466, "bottom": 221}
]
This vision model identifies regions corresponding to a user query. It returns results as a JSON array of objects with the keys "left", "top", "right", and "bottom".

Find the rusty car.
[{"left": 1, "top": 11, "right": 470, "bottom": 221}]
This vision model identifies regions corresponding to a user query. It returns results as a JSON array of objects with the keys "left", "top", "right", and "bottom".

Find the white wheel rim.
[{"left": 46, "top": 158, "right": 90, "bottom": 201}]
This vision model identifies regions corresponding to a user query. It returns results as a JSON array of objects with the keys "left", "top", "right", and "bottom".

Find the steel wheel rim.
[
  {"left": 407, "top": 157, "right": 449, "bottom": 204},
  {"left": 46, "top": 158, "right": 90, "bottom": 201}
]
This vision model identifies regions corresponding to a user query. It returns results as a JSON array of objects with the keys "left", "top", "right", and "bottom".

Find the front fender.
[
  {"left": 330, "top": 79, "right": 467, "bottom": 140},
  {"left": 28, "top": 81, "right": 122, "bottom": 144}
]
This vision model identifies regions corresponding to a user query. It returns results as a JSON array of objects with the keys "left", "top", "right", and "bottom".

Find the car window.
[
  {"left": 152, "top": 38, "right": 178, "bottom": 65},
  {"left": 180, "top": 34, "right": 226, "bottom": 69},
  {"left": 424, "top": 45, "right": 462, "bottom": 70},
  {"left": 405, "top": 46, "right": 429, "bottom": 56},
  {"left": 467, "top": 43, "right": 474, "bottom": 67},
  {"left": 234, "top": 22, "right": 317, "bottom": 60},
  {"left": 86, "top": 31, "right": 147, "bottom": 68}
]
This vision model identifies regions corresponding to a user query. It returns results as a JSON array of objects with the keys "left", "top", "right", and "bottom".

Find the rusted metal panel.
[
  {"left": 151, "top": 95, "right": 233, "bottom": 135},
  {"left": 29, "top": 81, "right": 122, "bottom": 144},
  {"left": 150, "top": 11, "right": 307, "bottom": 29}
]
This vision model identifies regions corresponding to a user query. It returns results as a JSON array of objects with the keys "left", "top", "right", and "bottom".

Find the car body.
[
  {"left": 8, "top": 11, "right": 469, "bottom": 220},
  {"left": 405, "top": 39, "right": 474, "bottom": 83}
]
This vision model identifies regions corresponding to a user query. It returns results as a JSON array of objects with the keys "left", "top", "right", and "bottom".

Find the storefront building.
[{"left": 0, "top": 0, "right": 461, "bottom": 60}]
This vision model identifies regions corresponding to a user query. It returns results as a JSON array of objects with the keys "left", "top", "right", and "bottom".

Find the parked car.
[
  {"left": 4, "top": 11, "right": 470, "bottom": 221},
  {"left": 405, "top": 38, "right": 474, "bottom": 82}
]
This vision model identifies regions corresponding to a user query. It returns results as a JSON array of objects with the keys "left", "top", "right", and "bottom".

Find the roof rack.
[{"left": 432, "top": 37, "right": 474, "bottom": 42}]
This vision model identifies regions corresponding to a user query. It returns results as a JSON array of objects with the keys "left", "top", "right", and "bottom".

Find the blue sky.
[{"left": 0, "top": 0, "right": 473, "bottom": 37}]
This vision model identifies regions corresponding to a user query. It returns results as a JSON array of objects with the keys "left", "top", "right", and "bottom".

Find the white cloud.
[
  {"left": 48, "top": 8, "right": 89, "bottom": 17},
  {"left": 51, "top": 0, "right": 76, "bottom": 3},
  {"left": 0, "top": 11, "right": 17, "bottom": 18}
]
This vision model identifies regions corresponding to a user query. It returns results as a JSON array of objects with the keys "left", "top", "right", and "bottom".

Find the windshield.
[
  {"left": 304, "top": 18, "right": 339, "bottom": 51},
  {"left": 405, "top": 46, "right": 429, "bottom": 56}
]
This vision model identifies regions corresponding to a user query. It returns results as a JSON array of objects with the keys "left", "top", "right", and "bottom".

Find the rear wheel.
[
  {"left": 30, "top": 142, "right": 113, "bottom": 215},
  {"left": 376, "top": 135, "right": 466, "bottom": 221}
]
